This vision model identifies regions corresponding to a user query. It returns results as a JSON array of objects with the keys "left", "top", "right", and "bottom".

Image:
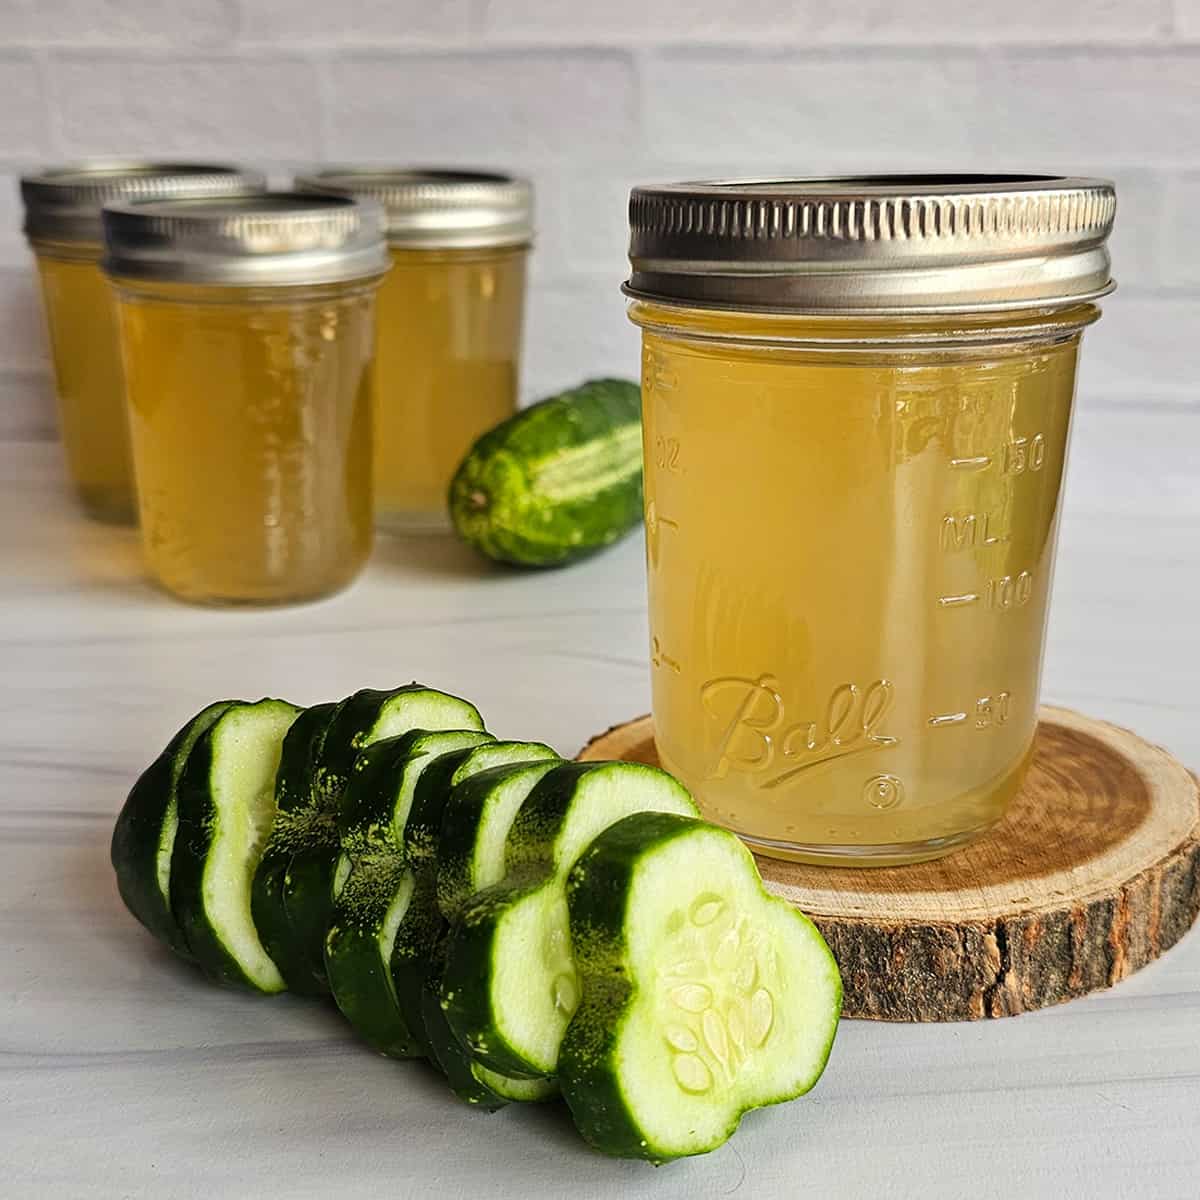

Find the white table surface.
[{"left": 2, "top": 418, "right": 1198, "bottom": 1200}]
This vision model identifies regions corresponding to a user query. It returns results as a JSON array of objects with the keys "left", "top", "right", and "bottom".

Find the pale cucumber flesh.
[
  {"left": 458, "top": 763, "right": 698, "bottom": 1078},
  {"left": 202, "top": 702, "right": 300, "bottom": 992},
  {"left": 561, "top": 815, "right": 842, "bottom": 1161}
]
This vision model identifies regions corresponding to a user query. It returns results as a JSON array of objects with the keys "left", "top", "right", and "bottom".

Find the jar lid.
[
  {"left": 625, "top": 174, "right": 1116, "bottom": 314},
  {"left": 101, "top": 192, "right": 390, "bottom": 287},
  {"left": 21, "top": 161, "right": 265, "bottom": 244},
  {"left": 293, "top": 168, "right": 534, "bottom": 249}
]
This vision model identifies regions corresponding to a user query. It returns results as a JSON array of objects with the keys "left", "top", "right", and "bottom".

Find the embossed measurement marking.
[
  {"left": 940, "top": 511, "right": 1010, "bottom": 552},
  {"left": 645, "top": 502, "right": 679, "bottom": 536},
  {"left": 927, "top": 711, "right": 967, "bottom": 727},
  {"left": 651, "top": 636, "right": 681, "bottom": 674},
  {"left": 643, "top": 345, "right": 678, "bottom": 394},
  {"left": 927, "top": 692, "right": 1012, "bottom": 729},
  {"left": 646, "top": 501, "right": 680, "bottom": 566},
  {"left": 1002, "top": 434, "right": 1046, "bottom": 475},
  {"left": 950, "top": 455, "right": 992, "bottom": 470},
  {"left": 975, "top": 691, "right": 1012, "bottom": 727},
  {"left": 654, "top": 435, "right": 682, "bottom": 473},
  {"left": 937, "top": 593, "right": 979, "bottom": 609}
]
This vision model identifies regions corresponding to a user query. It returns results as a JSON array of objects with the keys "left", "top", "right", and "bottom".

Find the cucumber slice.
[
  {"left": 559, "top": 812, "right": 842, "bottom": 1162},
  {"left": 419, "top": 938, "right": 558, "bottom": 1110},
  {"left": 111, "top": 700, "right": 236, "bottom": 959},
  {"left": 282, "top": 685, "right": 486, "bottom": 982},
  {"left": 436, "top": 759, "right": 562, "bottom": 922},
  {"left": 324, "top": 729, "right": 493, "bottom": 1057},
  {"left": 441, "top": 761, "right": 697, "bottom": 1079},
  {"left": 386, "top": 741, "right": 558, "bottom": 1095},
  {"left": 422, "top": 757, "right": 565, "bottom": 1108},
  {"left": 251, "top": 701, "right": 340, "bottom": 994},
  {"left": 170, "top": 699, "right": 302, "bottom": 992}
]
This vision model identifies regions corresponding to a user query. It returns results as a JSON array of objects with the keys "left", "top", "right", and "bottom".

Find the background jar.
[
  {"left": 295, "top": 169, "right": 533, "bottom": 532},
  {"left": 626, "top": 175, "right": 1116, "bottom": 867},
  {"left": 20, "top": 163, "right": 265, "bottom": 523},
  {"left": 102, "top": 193, "right": 389, "bottom": 606}
]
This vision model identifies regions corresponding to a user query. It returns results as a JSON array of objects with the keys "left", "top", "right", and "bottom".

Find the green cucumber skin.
[
  {"left": 435, "top": 759, "right": 561, "bottom": 922},
  {"left": 324, "top": 730, "right": 493, "bottom": 1057},
  {"left": 390, "top": 742, "right": 559, "bottom": 1062},
  {"left": 440, "top": 761, "right": 699, "bottom": 1079},
  {"left": 323, "top": 861, "right": 420, "bottom": 1058},
  {"left": 419, "top": 938, "right": 556, "bottom": 1109},
  {"left": 110, "top": 701, "right": 235, "bottom": 959},
  {"left": 558, "top": 812, "right": 698, "bottom": 1160},
  {"left": 448, "top": 378, "right": 643, "bottom": 569},
  {"left": 408, "top": 741, "right": 558, "bottom": 869},
  {"left": 504, "top": 760, "right": 694, "bottom": 879},
  {"left": 439, "top": 878, "right": 548, "bottom": 1078},
  {"left": 384, "top": 745, "right": 504, "bottom": 1054},
  {"left": 559, "top": 812, "right": 843, "bottom": 1163},
  {"left": 325, "top": 686, "right": 485, "bottom": 833},
  {"left": 170, "top": 699, "right": 300, "bottom": 992},
  {"left": 337, "top": 730, "right": 494, "bottom": 871},
  {"left": 420, "top": 939, "right": 506, "bottom": 1109},
  {"left": 251, "top": 702, "right": 340, "bottom": 996},
  {"left": 281, "top": 851, "right": 338, "bottom": 989},
  {"left": 285, "top": 686, "right": 486, "bottom": 982},
  {"left": 390, "top": 871, "right": 447, "bottom": 1059}
]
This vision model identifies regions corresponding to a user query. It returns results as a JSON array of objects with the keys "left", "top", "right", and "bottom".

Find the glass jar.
[
  {"left": 295, "top": 170, "right": 532, "bottom": 531},
  {"left": 20, "top": 163, "right": 265, "bottom": 523},
  {"left": 102, "top": 193, "right": 389, "bottom": 605},
  {"left": 626, "top": 175, "right": 1117, "bottom": 866}
]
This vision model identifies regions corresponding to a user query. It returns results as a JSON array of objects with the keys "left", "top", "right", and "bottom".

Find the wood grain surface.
[{"left": 579, "top": 707, "right": 1200, "bottom": 1021}]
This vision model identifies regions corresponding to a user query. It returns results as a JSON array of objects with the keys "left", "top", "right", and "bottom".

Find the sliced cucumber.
[
  {"left": 170, "top": 699, "right": 302, "bottom": 992},
  {"left": 420, "top": 938, "right": 558, "bottom": 1110},
  {"left": 324, "top": 729, "right": 492, "bottom": 1057},
  {"left": 436, "top": 759, "right": 562, "bottom": 922},
  {"left": 391, "top": 740, "right": 559, "bottom": 1049},
  {"left": 441, "top": 761, "right": 697, "bottom": 1079},
  {"left": 111, "top": 701, "right": 236, "bottom": 959},
  {"left": 423, "top": 757, "right": 565, "bottom": 1107},
  {"left": 387, "top": 741, "right": 558, "bottom": 1092},
  {"left": 283, "top": 685, "right": 486, "bottom": 981},
  {"left": 251, "top": 701, "right": 340, "bottom": 994},
  {"left": 560, "top": 811, "right": 842, "bottom": 1162}
]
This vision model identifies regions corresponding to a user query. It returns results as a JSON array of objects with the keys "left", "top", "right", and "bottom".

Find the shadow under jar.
[
  {"left": 626, "top": 175, "right": 1117, "bottom": 867},
  {"left": 20, "top": 163, "right": 266, "bottom": 523},
  {"left": 102, "top": 193, "right": 389, "bottom": 606},
  {"left": 295, "top": 169, "right": 533, "bottom": 532}
]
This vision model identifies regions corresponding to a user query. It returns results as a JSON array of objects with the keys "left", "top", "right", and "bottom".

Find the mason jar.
[
  {"left": 294, "top": 169, "right": 532, "bottom": 531},
  {"left": 626, "top": 175, "right": 1116, "bottom": 866},
  {"left": 20, "top": 163, "right": 265, "bottom": 523},
  {"left": 102, "top": 193, "right": 389, "bottom": 605}
]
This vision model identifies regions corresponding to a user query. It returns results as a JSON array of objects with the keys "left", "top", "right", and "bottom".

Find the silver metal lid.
[
  {"left": 626, "top": 175, "right": 1117, "bottom": 314},
  {"left": 293, "top": 168, "right": 534, "bottom": 249},
  {"left": 21, "top": 161, "right": 265, "bottom": 244},
  {"left": 101, "top": 192, "right": 390, "bottom": 287}
]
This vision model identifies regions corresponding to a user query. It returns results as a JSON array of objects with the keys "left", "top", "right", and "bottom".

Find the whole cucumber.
[{"left": 448, "top": 378, "right": 643, "bottom": 568}]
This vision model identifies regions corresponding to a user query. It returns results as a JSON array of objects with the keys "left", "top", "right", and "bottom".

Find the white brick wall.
[{"left": 1, "top": 0, "right": 1197, "bottom": 439}]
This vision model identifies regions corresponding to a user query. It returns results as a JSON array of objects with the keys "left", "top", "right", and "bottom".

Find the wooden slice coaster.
[{"left": 578, "top": 706, "right": 1199, "bottom": 1022}]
